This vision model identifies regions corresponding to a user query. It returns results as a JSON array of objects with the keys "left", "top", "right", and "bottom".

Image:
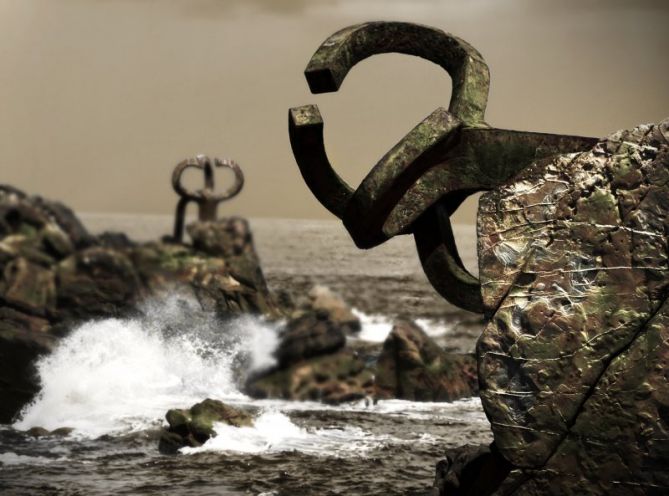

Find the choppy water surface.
[{"left": 0, "top": 295, "right": 491, "bottom": 495}]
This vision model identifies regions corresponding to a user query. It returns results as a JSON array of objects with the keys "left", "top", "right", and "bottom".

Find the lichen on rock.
[
  {"left": 473, "top": 118, "right": 669, "bottom": 493},
  {"left": 158, "top": 399, "right": 254, "bottom": 454}
]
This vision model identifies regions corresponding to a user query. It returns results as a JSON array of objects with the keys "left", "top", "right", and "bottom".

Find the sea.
[{"left": 0, "top": 216, "right": 491, "bottom": 495}]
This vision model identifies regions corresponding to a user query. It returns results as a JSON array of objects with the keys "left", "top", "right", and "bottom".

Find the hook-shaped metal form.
[
  {"left": 289, "top": 21, "right": 597, "bottom": 314},
  {"left": 170, "top": 155, "right": 244, "bottom": 243}
]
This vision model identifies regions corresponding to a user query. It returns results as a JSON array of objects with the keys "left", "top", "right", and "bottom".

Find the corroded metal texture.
[
  {"left": 170, "top": 155, "right": 244, "bottom": 243},
  {"left": 288, "top": 21, "right": 595, "bottom": 313}
]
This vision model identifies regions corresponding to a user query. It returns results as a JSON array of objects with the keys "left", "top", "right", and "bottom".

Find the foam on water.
[
  {"left": 352, "top": 309, "right": 454, "bottom": 343},
  {"left": 181, "top": 410, "right": 392, "bottom": 457},
  {"left": 9, "top": 296, "right": 487, "bottom": 458},
  {"left": 0, "top": 452, "right": 68, "bottom": 466},
  {"left": 13, "top": 296, "right": 280, "bottom": 438}
]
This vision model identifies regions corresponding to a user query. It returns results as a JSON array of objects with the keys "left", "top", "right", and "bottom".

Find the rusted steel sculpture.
[
  {"left": 170, "top": 155, "right": 244, "bottom": 242},
  {"left": 289, "top": 22, "right": 596, "bottom": 314},
  {"left": 289, "top": 21, "right": 669, "bottom": 495}
]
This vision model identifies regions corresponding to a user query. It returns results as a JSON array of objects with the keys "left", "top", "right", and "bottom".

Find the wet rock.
[
  {"left": 0, "top": 308, "right": 55, "bottom": 423},
  {"left": 433, "top": 443, "right": 512, "bottom": 496},
  {"left": 25, "top": 427, "right": 50, "bottom": 438},
  {"left": 2, "top": 257, "right": 56, "bottom": 316},
  {"left": 244, "top": 306, "right": 372, "bottom": 404},
  {"left": 158, "top": 399, "right": 253, "bottom": 454},
  {"left": 475, "top": 119, "right": 669, "bottom": 492},
  {"left": 245, "top": 349, "right": 374, "bottom": 404},
  {"left": 307, "top": 285, "right": 360, "bottom": 334},
  {"left": 131, "top": 234, "right": 278, "bottom": 318},
  {"left": 55, "top": 247, "right": 142, "bottom": 320},
  {"left": 275, "top": 311, "right": 346, "bottom": 368},
  {"left": 375, "top": 320, "right": 478, "bottom": 402}
]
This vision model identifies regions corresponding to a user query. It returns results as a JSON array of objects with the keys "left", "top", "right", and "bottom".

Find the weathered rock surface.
[
  {"left": 0, "top": 185, "right": 279, "bottom": 422},
  {"left": 306, "top": 285, "right": 361, "bottom": 335},
  {"left": 473, "top": 119, "right": 669, "bottom": 493},
  {"left": 246, "top": 348, "right": 374, "bottom": 404},
  {"left": 158, "top": 398, "right": 253, "bottom": 454},
  {"left": 275, "top": 310, "right": 347, "bottom": 368},
  {"left": 434, "top": 443, "right": 512, "bottom": 496},
  {"left": 245, "top": 308, "right": 374, "bottom": 404},
  {"left": 375, "top": 320, "right": 478, "bottom": 402}
]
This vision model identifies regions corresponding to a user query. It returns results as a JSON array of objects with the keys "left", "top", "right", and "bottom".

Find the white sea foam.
[
  {"left": 182, "top": 410, "right": 395, "bottom": 457},
  {"left": 0, "top": 452, "right": 68, "bottom": 466},
  {"left": 14, "top": 296, "right": 279, "bottom": 438},
  {"left": 352, "top": 309, "right": 454, "bottom": 343},
  {"left": 352, "top": 309, "right": 394, "bottom": 342}
]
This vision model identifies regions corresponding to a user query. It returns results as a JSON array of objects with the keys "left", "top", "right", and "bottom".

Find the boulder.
[
  {"left": 0, "top": 307, "right": 55, "bottom": 423},
  {"left": 307, "top": 285, "right": 360, "bottom": 334},
  {"left": 55, "top": 247, "right": 142, "bottom": 320},
  {"left": 245, "top": 307, "right": 374, "bottom": 404},
  {"left": 246, "top": 349, "right": 373, "bottom": 404},
  {"left": 275, "top": 310, "right": 346, "bottom": 368},
  {"left": 433, "top": 443, "right": 512, "bottom": 496},
  {"left": 158, "top": 398, "right": 253, "bottom": 454},
  {"left": 472, "top": 119, "right": 669, "bottom": 493},
  {"left": 375, "top": 320, "right": 478, "bottom": 402}
]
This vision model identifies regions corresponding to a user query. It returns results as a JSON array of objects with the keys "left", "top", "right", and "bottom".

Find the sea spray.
[
  {"left": 181, "top": 410, "right": 392, "bottom": 456},
  {"left": 14, "top": 295, "right": 280, "bottom": 437}
]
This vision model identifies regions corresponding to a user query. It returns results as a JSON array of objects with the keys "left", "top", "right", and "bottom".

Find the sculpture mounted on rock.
[
  {"left": 170, "top": 155, "right": 244, "bottom": 243},
  {"left": 288, "top": 21, "right": 669, "bottom": 495}
]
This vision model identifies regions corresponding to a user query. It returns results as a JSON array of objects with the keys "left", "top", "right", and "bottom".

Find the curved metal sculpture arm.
[
  {"left": 172, "top": 156, "right": 208, "bottom": 200},
  {"left": 288, "top": 105, "right": 354, "bottom": 219},
  {"left": 209, "top": 158, "right": 245, "bottom": 202},
  {"left": 304, "top": 21, "right": 489, "bottom": 124},
  {"left": 414, "top": 200, "right": 484, "bottom": 314},
  {"left": 342, "top": 107, "right": 462, "bottom": 248}
]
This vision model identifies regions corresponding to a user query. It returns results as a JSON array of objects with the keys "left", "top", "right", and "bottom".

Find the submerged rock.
[
  {"left": 158, "top": 399, "right": 253, "bottom": 454},
  {"left": 375, "top": 320, "right": 478, "bottom": 402}
]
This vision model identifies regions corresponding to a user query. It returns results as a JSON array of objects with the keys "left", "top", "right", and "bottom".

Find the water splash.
[
  {"left": 181, "top": 410, "right": 391, "bottom": 456},
  {"left": 13, "top": 295, "right": 279, "bottom": 438}
]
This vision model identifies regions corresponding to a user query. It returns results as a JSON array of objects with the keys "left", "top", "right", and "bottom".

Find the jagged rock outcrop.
[
  {"left": 0, "top": 186, "right": 279, "bottom": 422},
  {"left": 375, "top": 320, "right": 478, "bottom": 402},
  {"left": 245, "top": 309, "right": 373, "bottom": 404},
  {"left": 466, "top": 119, "right": 669, "bottom": 494},
  {"left": 158, "top": 398, "right": 253, "bottom": 454}
]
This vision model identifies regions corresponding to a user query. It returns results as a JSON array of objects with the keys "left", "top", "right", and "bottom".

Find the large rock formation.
[
  {"left": 245, "top": 308, "right": 374, "bottom": 404},
  {"left": 0, "top": 185, "right": 279, "bottom": 422},
  {"left": 455, "top": 119, "right": 669, "bottom": 494},
  {"left": 375, "top": 320, "right": 478, "bottom": 402}
]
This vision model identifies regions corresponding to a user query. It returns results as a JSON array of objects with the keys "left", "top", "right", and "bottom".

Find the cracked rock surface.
[{"left": 475, "top": 118, "right": 669, "bottom": 494}]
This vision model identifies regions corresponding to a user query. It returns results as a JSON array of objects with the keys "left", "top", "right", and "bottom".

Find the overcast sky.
[{"left": 1, "top": 0, "right": 667, "bottom": 223}]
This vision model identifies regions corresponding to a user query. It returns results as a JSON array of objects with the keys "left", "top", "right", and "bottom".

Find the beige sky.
[{"left": 0, "top": 0, "right": 667, "bottom": 223}]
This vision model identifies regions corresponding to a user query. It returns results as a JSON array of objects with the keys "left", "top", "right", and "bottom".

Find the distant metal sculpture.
[
  {"left": 170, "top": 155, "right": 244, "bottom": 243},
  {"left": 288, "top": 21, "right": 596, "bottom": 314}
]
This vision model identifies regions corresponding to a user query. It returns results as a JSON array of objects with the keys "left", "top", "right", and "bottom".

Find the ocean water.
[{"left": 0, "top": 217, "right": 490, "bottom": 495}]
